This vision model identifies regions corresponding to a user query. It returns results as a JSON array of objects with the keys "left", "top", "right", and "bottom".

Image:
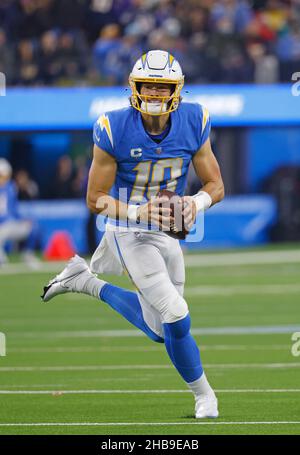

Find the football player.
[
  {"left": 0, "top": 158, "right": 38, "bottom": 266},
  {"left": 42, "top": 50, "right": 224, "bottom": 418}
]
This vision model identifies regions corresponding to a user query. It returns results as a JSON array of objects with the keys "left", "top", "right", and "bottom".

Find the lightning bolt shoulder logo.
[
  {"left": 201, "top": 107, "right": 209, "bottom": 134},
  {"left": 98, "top": 114, "right": 114, "bottom": 148}
]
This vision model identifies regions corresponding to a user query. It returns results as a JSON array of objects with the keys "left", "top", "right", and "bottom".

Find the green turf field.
[{"left": 0, "top": 247, "right": 300, "bottom": 435}]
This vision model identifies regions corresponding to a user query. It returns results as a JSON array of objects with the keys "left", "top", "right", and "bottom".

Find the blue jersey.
[
  {"left": 0, "top": 181, "right": 19, "bottom": 223},
  {"left": 93, "top": 102, "right": 211, "bottom": 227}
]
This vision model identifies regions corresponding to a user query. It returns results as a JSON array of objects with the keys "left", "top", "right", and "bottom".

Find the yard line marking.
[
  {"left": 0, "top": 384, "right": 66, "bottom": 389},
  {"left": 185, "top": 284, "right": 300, "bottom": 296},
  {"left": 1, "top": 250, "right": 300, "bottom": 276},
  {"left": 9, "top": 324, "right": 300, "bottom": 339},
  {"left": 191, "top": 326, "right": 300, "bottom": 335},
  {"left": 0, "top": 421, "right": 300, "bottom": 427},
  {"left": 0, "top": 365, "right": 169, "bottom": 372},
  {"left": 1, "top": 389, "right": 300, "bottom": 395},
  {"left": 64, "top": 283, "right": 300, "bottom": 298},
  {"left": 8, "top": 346, "right": 165, "bottom": 353},
  {"left": 185, "top": 250, "right": 300, "bottom": 268},
  {"left": 7, "top": 344, "right": 290, "bottom": 353},
  {"left": 0, "top": 262, "right": 63, "bottom": 275},
  {"left": 1, "top": 362, "right": 300, "bottom": 372}
]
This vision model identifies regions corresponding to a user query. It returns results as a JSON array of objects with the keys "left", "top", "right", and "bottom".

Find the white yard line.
[
  {"left": 64, "top": 283, "right": 300, "bottom": 298},
  {"left": 0, "top": 389, "right": 300, "bottom": 395},
  {"left": 8, "top": 346, "right": 166, "bottom": 353},
  {"left": 7, "top": 344, "right": 290, "bottom": 353},
  {"left": 0, "top": 362, "right": 299, "bottom": 372},
  {"left": 61, "top": 283, "right": 300, "bottom": 302},
  {"left": 0, "top": 421, "right": 299, "bottom": 427},
  {"left": 184, "top": 250, "right": 300, "bottom": 268},
  {"left": 192, "top": 326, "right": 300, "bottom": 335},
  {"left": 0, "top": 262, "right": 63, "bottom": 275},
  {"left": 10, "top": 324, "right": 300, "bottom": 339},
  {"left": 0, "top": 384, "right": 66, "bottom": 389},
  {"left": 1, "top": 250, "right": 300, "bottom": 276},
  {"left": 185, "top": 284, "right": 300, "bottom": 296}
]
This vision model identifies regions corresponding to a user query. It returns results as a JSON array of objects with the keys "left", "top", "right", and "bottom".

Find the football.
[{"left": 156, "top": 189, "right": 189, "bottom": 240}]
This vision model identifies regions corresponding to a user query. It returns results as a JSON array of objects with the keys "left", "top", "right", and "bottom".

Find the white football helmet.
[
  {"left": 129, "top": 50, "right": 184, "bottom": 116},
  {"left": 0, "top": 158, "right": 12, "bottom": 177}
]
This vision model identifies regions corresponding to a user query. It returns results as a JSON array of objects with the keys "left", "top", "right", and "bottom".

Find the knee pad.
[
  {"left": 161, "top": 293, "right": 188, "bottom": 324},
  {"left": 163, "top": 313, "right": 191, "bottom": 339},
  {"left": 139, "top": 272, "right": 188, "bottom": 324}
]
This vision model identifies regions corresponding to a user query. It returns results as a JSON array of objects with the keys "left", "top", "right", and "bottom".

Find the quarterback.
[{"left": 42, "top": 50, "right": 224, "bottom": 418}]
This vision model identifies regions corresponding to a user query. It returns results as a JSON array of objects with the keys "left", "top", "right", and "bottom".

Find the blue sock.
[
  {"left": 99, "top": 284, "right": 164, "bottom": 343},
  {"left": 163, "top": 314, "right": 203, "bottom": 383}
]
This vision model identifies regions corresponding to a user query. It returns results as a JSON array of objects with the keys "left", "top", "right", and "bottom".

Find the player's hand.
[
  {"left": 181, "top": 196, "right": 197, "bottom": 231},
  {"left": 137, "top": 196, "right": 174, "bottom": 230}
]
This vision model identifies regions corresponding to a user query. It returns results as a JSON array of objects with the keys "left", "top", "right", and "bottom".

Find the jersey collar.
[{"left": 136, "top": 110, "right": 175, "bottom": 147}]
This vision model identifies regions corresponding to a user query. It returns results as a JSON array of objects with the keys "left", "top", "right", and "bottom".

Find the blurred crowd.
[
  {"left": 4, "top": 155, "right": 88, "bottom": 200},
  {"left": 1, "top": 0, "right": 300, "bottom": 86}
]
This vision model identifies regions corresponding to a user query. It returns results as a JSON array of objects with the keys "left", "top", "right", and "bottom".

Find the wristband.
[
  {"left": 192, "top": 191, "right": 212, "bottom": 213},
  {"left": 127, "top": 204, "right": 140, "bottom": 222}
]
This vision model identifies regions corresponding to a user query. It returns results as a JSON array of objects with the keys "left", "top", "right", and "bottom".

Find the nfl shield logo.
[{"left": 156, "top": 147, "right": 162, "bottom": 154}]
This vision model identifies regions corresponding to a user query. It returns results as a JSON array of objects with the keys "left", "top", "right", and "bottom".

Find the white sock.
[
  {"left": 75, "top": 272, "right": 106, "bottom": 299},
  {"left": 187, "top": 372, "right": 215, "bottom": 399}
]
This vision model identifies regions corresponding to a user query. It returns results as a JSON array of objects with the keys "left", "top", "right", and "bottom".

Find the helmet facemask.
[
  {"left": 129, "top": 78, "right": 184, "bottom": 116},
  {"left": 129, "top": 50, "right": 184, "bottom": 115}
]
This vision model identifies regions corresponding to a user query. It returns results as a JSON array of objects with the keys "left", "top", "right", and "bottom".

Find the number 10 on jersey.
[{"left": 130, "top": 158, "right": 183, "bottom": 202}]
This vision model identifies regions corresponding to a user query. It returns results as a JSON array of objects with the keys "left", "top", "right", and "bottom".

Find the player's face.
[{"left": 140, "top": 83, "right": 172, "bottom": 102}]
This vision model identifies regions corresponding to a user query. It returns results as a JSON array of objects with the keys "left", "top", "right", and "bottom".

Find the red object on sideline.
[{"left": 44, "top": 231, "right": 76, "bottom": 261}]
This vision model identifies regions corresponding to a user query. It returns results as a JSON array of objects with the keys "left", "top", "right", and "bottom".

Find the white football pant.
[
  {"left": 90, "top": 229, "right": 188, "bottom": 338},
  {"left": 0, "top": 220, "right": 32, "bottom": 263}
]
